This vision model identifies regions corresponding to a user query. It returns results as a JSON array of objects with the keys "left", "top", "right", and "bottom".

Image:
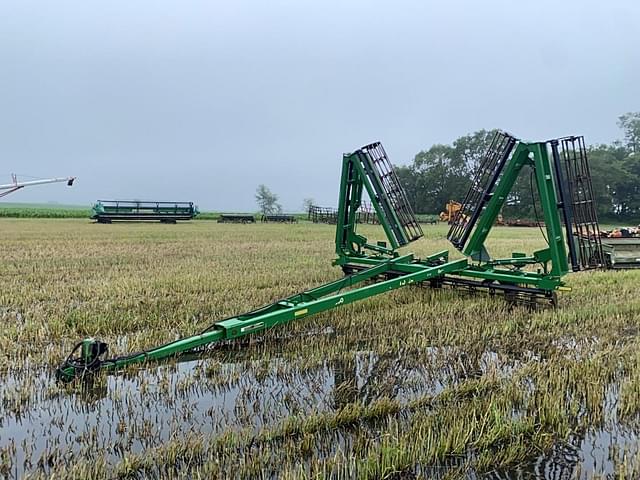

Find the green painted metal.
[
  {"left": 356, "top": 151, "right": 409, "bottom": 247},
  {"left": 336, "top": 140, "right": 573, "bottom": 294},
  {"left": 91, "top": 200, "right": 199, "bottom": 223},
  {"left": 335, "top": 143, "right": 423, "bottom": 260},
  {"left": 456, "top": 141, "right": 569, "bottom": 289},
  {"left": 335, "top": 151, "right": 399, "bottom": 257},
  {"left": 462, "top": 144, "right": 531, "bottom": 262},
  {"left": 56, "top": 255, "right": 465, "bottom": 381},
  {"left": 57, "top": 133, "right": 594, "bottom": 382},
  {"left": 462, "top": 142, "right": 568, "bottom": 277}
]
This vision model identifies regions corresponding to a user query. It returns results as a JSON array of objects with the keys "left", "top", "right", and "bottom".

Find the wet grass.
[{"left": 1, "top": 219, "right": 640, "bottom": 479}]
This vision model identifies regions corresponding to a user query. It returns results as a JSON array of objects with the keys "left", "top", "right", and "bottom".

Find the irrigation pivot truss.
[{"left": 0, "top": 174, "right": 75, "bottom": 198}]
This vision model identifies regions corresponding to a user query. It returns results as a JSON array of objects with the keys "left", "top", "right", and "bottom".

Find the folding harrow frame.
[{"left": 57, "top": 132, "right": 604, "bottom": 381}]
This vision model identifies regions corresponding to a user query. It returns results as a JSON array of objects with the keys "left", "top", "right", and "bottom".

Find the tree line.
[{"left": 395, "top": 113, "right": 640, "bottom": 222}]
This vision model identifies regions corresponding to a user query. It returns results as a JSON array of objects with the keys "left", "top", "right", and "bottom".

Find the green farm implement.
[
  {"left": 217, "top": 214, "right": 256, "bottom": 223},
  {"left": 309, "top": 202, "right": 379, "bottom": 225},
  {"left": 91, "top": 200, "right": 199, "bottom": 223},
  {"left": 57, "top": 132, "right": 605, "bottom": 381}
]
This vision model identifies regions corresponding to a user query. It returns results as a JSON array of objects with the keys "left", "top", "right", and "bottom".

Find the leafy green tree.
[
  {"left": 255, "top": 184, "right": 282, "bottom": 215},
  {"left": 395, "top": 129, "right": 508, "bottom": 214},
  {"left": 394, "top": 165, "right": 419, "bottom": 210},
  {"left": 395, "top": 116, "right": 640, "bottom": 222},
  {"left": 617, "top": 112, "right": 640, "bottom": 154},
  {"left": 502, "top": 165, "right": 536, "bottom": 219},
  {"left": 587, "top": 145, "right": 630, "bottom": 219}
]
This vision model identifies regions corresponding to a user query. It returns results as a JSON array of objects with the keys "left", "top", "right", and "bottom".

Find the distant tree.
[
  {"left": 394, "top": 165, "right": 418, "bottom": 209},
  {"left": 255, "top": 184, "right": 282, "bottom": 215},
  {"left": 586, "top": 117, "right": 640, "bottom": 220},
  {"left": 617, "top": 112, "right": 640, "bottom": 154},
  {"left": 396, "top": 115, "right": 640, "bottom": 221},
  {"left": 395, "top": 129, "right": 500, "bottom": 214},
  {"left": 302, "top": 197, "right": 315, "bottom": 213},
  {"left": 588, "top": 145, "right": 632, "bottom": 219}
]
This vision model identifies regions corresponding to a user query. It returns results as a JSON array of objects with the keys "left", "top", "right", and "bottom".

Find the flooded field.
[{"left": 1, "top": 219, "right": 640, "bottom": 479}]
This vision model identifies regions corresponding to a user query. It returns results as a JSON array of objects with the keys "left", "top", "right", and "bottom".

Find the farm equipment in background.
[
  {"left": 91, "top": 200, "right": 199, "bottom": 224},
  {"left": 602, "top": 227, "right": 640, "bottom": 238},
  {"left": 308, "top": 202, "right": 379, "bottom": 225},
  {"left": 496, "top": 211, "right": 545, "bottom": 227},
  {"left": 57, "top": 132, "right": 606, "bottom": 382},
  {"left": 599, "top": 237, "right": 640, "bottom": 268},
  {"left": 353, "top": 202, "right": 379, "bottom": 225},
  {"left": 439, "top": 200, "right": 464, "bottom": 224},
  {"left": 217, "top": 214, "right": 256, "bottom": 223},
  {"left": 594, "top": 227, "right": 640, "bottom": 268},
  {"left": 261, "top": 214, "right": 298, "bottom": 223},
  {"left": 0, "top": 174, "right": 75, "bottom": 198},
  {"left": 308, "top": 205, "right": 339, "bottom": 224},
  {"left": 503, "top": 219, "right": 545, "bottom": 227}
]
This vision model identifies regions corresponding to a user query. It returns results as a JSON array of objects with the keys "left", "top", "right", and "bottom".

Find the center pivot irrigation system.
[
  {"left": 57, "top": 131, "right": 604, "bottom": 381},
  {"left": 0, "top": 174, "right": 75, "bottom": 198}
]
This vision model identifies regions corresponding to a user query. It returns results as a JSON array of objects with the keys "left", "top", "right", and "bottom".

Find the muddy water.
[
  {"left": 1, "top": 348, "right": 454, "bottom": 477},
  {"left": 0, "top": 348, "right": 638, "bottom": 478}
]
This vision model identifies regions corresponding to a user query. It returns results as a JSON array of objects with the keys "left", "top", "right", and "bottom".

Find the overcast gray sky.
[{"left": 0, "top": 0, "right": 638, "bottom": 211}]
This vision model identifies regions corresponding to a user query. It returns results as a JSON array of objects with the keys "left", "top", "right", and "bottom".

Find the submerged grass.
[{"left": 1, "top": 219, "right": 640, "bottom": 478}]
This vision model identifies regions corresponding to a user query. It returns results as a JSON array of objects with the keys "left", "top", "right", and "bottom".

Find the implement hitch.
[{"left": 57, "top": 338, "right": 108, "bottom": 380}]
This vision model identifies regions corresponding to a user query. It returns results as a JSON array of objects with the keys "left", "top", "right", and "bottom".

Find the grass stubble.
[{"left": 0, "top": 219, "right": 640, "bottom": 478}]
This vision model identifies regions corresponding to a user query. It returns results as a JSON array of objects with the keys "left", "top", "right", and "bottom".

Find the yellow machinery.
[{"left": 439, "top": 200, "right": 464, "bottom": 224}]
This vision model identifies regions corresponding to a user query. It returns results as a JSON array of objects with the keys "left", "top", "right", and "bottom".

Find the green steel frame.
[
  {"left": 57, "top": 255, "right": 467, "bottom": 380},
  {"left": 463, "top": 142, "right": 568, "bottom": 273},
  {"left": 56, "top": 133, "right": 594, "bottom": 381},
  {"left": 335, "top": 143, "right": 423, "bottom": 258},
  {"left": 335, "top": 138, "right": 577, "bottom": 292}
]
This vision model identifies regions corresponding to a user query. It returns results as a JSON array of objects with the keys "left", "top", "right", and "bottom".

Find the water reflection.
[{"left": 0, "top": 347, "right": 638, "bottom": 478}]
